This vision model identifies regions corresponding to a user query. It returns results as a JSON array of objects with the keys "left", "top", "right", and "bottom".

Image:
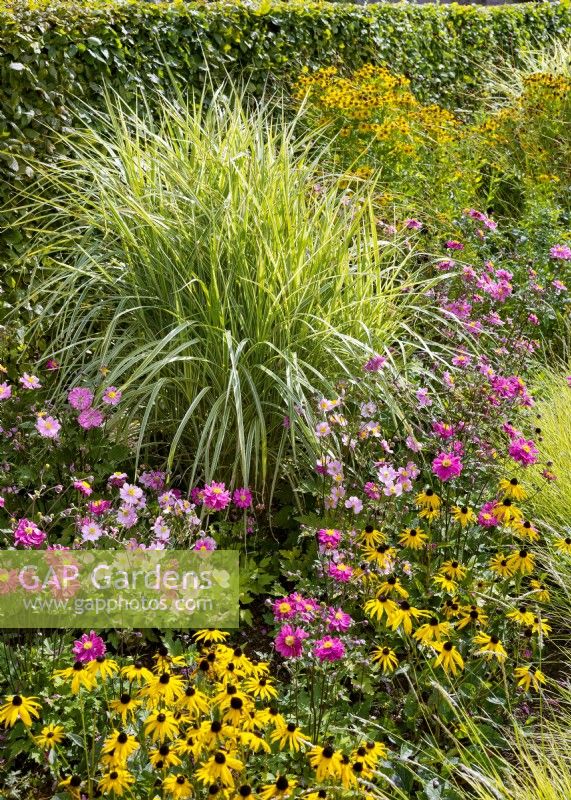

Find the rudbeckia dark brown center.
[
  {"left": 117, "top": 732, "right": 128, "bottom": 744},
  {"left": 287, "top": 723, "right": 296, "bottom": 732},
  {"left": 276, "top": 777, "right": 289, "bottom": 791},
  {"left": 215, "top": 752, "right": 226, "bottom": 764},
  {"left": 12, "top": 696, "right": 22, "bottom": 706},
  {"left": 120, "top": 694, "right": 131, "bottom": 704},
  {"left": 323, "top": 745, "right": 334, "bottom": 758}
]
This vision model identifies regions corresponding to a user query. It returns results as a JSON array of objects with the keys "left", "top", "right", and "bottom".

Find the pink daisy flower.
[
  {"left": 194, "top": 536, "right": 217, "bottom": 551},
  {"left": 88, "top": 499, "right": 112, "bottom": 516},
  {"left": 317, "top": 528, "right": 342, "bottom": 549},
  {"left": 119, "top": 483, "right": 144, "bottom": 506},
  {"left": 326, "top": 608, "right": 352, "bottom": 632},
  {"left": 232, "top": 487, "right": 253, "bottom": 509},
  {"left": 108, "top": 472, "right": 128, "bottom": 488},
  {"left": 314, "top": 636, "right": 345, "bottom": 662},
  {"left": 328, "top": 562, "right": 353, "bottom": 582},
  {"left": 550, "top": 244, "right": 571, "bottom": 260},
  {"left": 80, "top": 519, "right": 103, "bottom": 542},
  {"left": 432, "top": 452, "right": 463, "bottom": 481},
  {"left": 275, "top": 624, "right": 308, "bottom": 659},
  {"left": 72, "top": 631, "right": 106, "bottom": 663},
  {"left": 20, "top": 373, "right": 41, "bottom": 390},
  {"left": 202, "top": 481, "right": 231, "bottom": 512},
  {"left": 272, "top": 597, "right": 297, "bottom": 620},
  {"left": 14, "top": 518, "right": 47, "bottom": 548},
  {"left": 0, "top": 382, "right": 12, "bottom": 400},
  {"left": 73, "top": 479, "right": 93, "bottom": 496},
  {"left": 35, "top": 414, "right": 61, "bottom": 439},
  {"left": 508, "top": 437, "right": 539, "bottom": 466},
  {"left": 102, "top": 386, "right": 122, "bottom": 405}
]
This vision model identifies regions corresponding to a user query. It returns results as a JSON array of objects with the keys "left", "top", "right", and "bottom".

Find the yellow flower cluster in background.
[{"left": 295, "top": 65, "right": 459, "bottom": 165}]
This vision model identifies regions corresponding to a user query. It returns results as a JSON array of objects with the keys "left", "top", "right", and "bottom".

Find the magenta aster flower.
[
  {"left": 508, "top": 437, "right": 539, "bottom": 466},
  {"left": 274, "top": 624, "right": 308, "bottom": 659},
  {"left": 432, "top": 451, "right": 463, "bottom": 481},
  {"left": 77, "top": 408, "right": 104, "bottom": 429},
  {"left": 68, "top": 386, "right": 93, "bottom": 411},
  {"left": 363, "top": 482, "right": 381, "bottom": 500},
  {"left": 317, "top": 528, "right": 342, "bottom": 549},
  {"left": 272, "top": 597, "right": 297, "bottom": 620},
  {"left": 314, "top": 636, "right": 345, "bottom": 662},
  {"left": 550, "top": 244, "right": 571, "bottom": 260},
  {"left": 326, "top": 608, "right": 352, "bottom": 632},
  {"left": 72, "top": 631, "right": 106, "bottom": 663},
  {"left": 139, "top": 470, "right": 165, "bottom": 492},
  {"left": 108, "top": 472, "right": 128, "bottom": 488},
  {"left": 102, "top": 386, "right": 122, "bottom": 405},
  {"left": 328, "top": 562, "right": 353, "bottom": 583},
  {"left": 232, "top": 487, "right": 253, "bottom": 509},
  {"left": 363, "top": 354, "right": 387, "bottom": 372},
  {"left": 405, "top": 218, "right": 422, "bottom": 230},
  {"left": 87, "top": 499, "right": 111, "bottom": 516},
  {"left": 35, "top": 414, "right": 61, "bottom": 439},
  {"left": 478, "top": 500, "right": 500, "bottom": 528},
  {"left": 73, "top": 479, "right": 93, "bottom": 496},
  {"left": 0, "top": 382, "right": 12, "bottom": 400},
  {"left": 14, "top": 518, "right": 47, "bottom": 548},
  {"left": 202, "top": 481, "right": 231, "bottom": 511},
  {"left": 194, "top": 536, "right": 217, "bottom": 551},
  {"left": 445, "top": 240, "right": 464, "bottom": 251}
]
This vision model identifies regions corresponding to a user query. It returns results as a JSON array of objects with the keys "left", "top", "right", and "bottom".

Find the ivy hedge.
[{"left": 1, "top": 0, "right": 571, "bottom": 266}]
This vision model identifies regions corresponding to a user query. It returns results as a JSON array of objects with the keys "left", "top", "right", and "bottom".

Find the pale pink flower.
[
  {"left": 35, "top": 414, "right": 61, "bottom": 439},
  {"left": 102, "top": 386, "right": 122, "bottom": 405},
  {"left": 20, "top": 373, "right": 41, "bottom": 390}
]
